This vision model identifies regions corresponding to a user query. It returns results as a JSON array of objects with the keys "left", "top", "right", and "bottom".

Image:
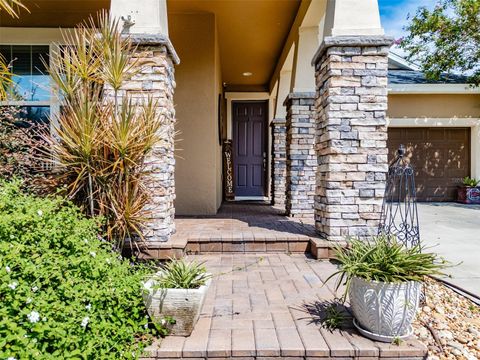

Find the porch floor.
[
  {"left": 162, "top": 202, "right": 334, "bottom": 257},
  {"left": 142, "top": 253, "right": 427, "bottom": 359},
  {"left": 176, "top": 202, "right": 318, "bottom": 241}
]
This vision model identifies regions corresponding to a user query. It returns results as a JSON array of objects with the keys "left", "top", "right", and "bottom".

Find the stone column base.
[
  {"left": 271, "top": 118, "right": 287, "bottom": 208},
  {"left": 284, "top": 92, "right": 316, "bottom": 218},
  {"left": 128, "top": 35, "right": 179, "bottom": 243},
  {"left": 312, "top": 36, "right": 393, "bottom": 241}
]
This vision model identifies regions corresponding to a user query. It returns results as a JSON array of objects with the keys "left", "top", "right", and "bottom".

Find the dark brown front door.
[
  {"left": 387, "top": 127, "right": 471, "bottom": 201},
  {"left": 232, "top": 101, "right": 267, "bottom": 197}
]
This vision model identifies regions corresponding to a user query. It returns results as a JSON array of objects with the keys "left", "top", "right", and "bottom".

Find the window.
[
  {"left": 0, "top": 45, "right": 50, "bottom": 101},
  {"left": 0, "top": 45, "right": 56, "bottom": 131}
]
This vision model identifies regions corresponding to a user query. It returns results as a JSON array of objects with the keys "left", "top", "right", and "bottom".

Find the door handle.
[{"left": 263, "top": 152, "right": 267, "bottom": 171}]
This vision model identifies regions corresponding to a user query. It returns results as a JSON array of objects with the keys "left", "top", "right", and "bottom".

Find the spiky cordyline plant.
[
  {"left": 0, "top": 0, "right": 28, "bottom": 18},
  {"left": 41, "top": 11, "right": 168, "bottom": 252},
  {"left": 1, "top": 0, "right": 27, "bottom": 99},
  {"left": 326, "top": 235, "right": 449, "bottom": 302},
  {"left": 0, "top": 54, "right": 14, "bottom": 101}
]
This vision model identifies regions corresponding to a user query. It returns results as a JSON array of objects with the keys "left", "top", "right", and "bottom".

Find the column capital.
[
  {"left": 271, "top": 118, "right": 287, "bottom": 126},
  {"left": 312, "top": 35, "right": 394, "bottom": 66},
  {"left": 283, "top": 92, "right": 316, "bottom": 106},
  {"left": 129, "top": 34, "right": 180, "bottom": 65}
]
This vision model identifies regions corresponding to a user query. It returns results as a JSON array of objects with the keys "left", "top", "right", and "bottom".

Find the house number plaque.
[{"left": 223, "top": 140, "right": 235, "bottom": 201}]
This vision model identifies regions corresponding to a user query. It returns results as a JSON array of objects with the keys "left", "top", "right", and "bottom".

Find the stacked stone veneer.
[
  {"left": 271, "top": 118, "right": 287, "bottom": 208},
  {"left": 284, "top": 93, "right": 316, "bottom": 218},
  {"left": 312, "top": 36, "right": 392, "bottom": 241},
  {"left": 115, "top": 35, "right": 179, "bottom": 244}
]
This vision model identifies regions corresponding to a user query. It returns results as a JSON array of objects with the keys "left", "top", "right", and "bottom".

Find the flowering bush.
[{"left": 0, "top": 181, "right": 160, "bottom": 359}]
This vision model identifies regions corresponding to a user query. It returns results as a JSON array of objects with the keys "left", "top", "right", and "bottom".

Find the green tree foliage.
[{"left": 400, "top": 0, "right": 480, "bottom": 86}]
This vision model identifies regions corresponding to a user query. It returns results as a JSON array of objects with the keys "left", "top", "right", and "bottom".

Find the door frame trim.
[{"left": 231, "top": 100, "right": 269, "bottom": 197}]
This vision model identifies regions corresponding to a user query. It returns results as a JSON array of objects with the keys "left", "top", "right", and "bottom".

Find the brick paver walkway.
[{"left": 143, "top": 254, "right": 427, "bottom": 359}]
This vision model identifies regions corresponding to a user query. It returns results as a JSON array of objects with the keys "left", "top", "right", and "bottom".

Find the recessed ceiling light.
[{"left": 242, "top": 72, "right": 253, "bottom": 77}]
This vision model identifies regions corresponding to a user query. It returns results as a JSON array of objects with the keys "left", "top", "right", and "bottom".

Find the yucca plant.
[
  {"left": 156, "top": 259, "right": 211, "bottom": 289},
  {"left": 40, "top": 11, "right": 169, "bottom": 252},
  {"left": 326, "top": 236, "right": 448, "bottom": 301}
]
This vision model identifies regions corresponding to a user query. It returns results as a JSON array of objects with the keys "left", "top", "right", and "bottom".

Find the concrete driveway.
[{"left": 418, "top": 203, "right": 480, "bottom": 298}]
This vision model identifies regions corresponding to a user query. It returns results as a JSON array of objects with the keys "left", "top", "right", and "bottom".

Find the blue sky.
[{"left": 378, "top": 0, "right": 437, "bottom": 42}]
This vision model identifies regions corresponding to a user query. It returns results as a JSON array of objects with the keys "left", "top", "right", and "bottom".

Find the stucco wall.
[
  {"left": 169, "top": 13, "right": 222, "bottom": 215},
  {"left": 214, "top": 18, "right": 223, "bottom": 211},
  {"left": 388, "top": 94, "right": 480, "bottom": 118}
]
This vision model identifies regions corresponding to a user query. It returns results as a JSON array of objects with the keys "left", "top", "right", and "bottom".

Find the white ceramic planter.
[
  {"left": 349, "top": 276, "right": 421, "bottom": 342},
  {"left": 143, "top": 274, "right": 211, "bottom": 336}
]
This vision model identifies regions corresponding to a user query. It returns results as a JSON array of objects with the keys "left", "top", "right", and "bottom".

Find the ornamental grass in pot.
[
  {"left": 327, "top": 236, "right": 447, "bottom": 342},
  {"left": 143, "top": 259, "right": 211, "bottom": 336},
  {"left": 457, "top": 176, "right": 480, "bottom": 204}
]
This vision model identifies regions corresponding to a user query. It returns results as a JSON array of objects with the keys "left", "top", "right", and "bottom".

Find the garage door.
[{"left": 387, "top": 128, "right": 470, "bottom": 202}]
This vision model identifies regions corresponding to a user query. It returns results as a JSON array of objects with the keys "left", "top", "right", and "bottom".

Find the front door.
[{"left": 232, "top": 101, "right": 267, "bottom": 197}]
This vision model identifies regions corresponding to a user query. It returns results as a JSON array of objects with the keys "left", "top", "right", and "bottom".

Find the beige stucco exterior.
[
  {"left": 2, "top": 0, "right": 480, "bottom": 221},
  {"left": 169, "top": 13, "right": 223, "bottom": 215},
  {"left": 388, "top": 94, "right": 480, "bottom": 119}
]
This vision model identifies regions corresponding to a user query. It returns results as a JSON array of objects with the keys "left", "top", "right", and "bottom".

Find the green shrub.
[{"left": 0, "top": 180, "right": 158, "bottom": 359}]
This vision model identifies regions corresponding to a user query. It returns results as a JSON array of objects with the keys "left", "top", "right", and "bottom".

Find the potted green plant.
[
  {"left": 142, "top": 259, "right": 211, "bottom": 336},
  {"left": 327, "top": 236, "right": 447, "bottom": 342},
  {"left": 457, "top": 176, "right": 480, "bottom": 204}
]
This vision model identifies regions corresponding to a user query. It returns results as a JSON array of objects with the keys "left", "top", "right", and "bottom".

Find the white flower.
[
  {"left": 37, "top": 210, "right": 43, "bottom": 216},
  {"left": 27, "top": 310, "right": 40, "bottom": 323},
  {"left": 106, "top": 258, "right": 111, "bottom": 264},
  {"left": 8, "top": 282, "right": 17, "bottom": 290},
  {"left": 26, "top": 297, "right": 32, "bottom": 304},
  {"left": 89, "top": 251, "right": 96, "bottom": 258},
  {"left": 81, "top": 316, "right": 90, "bottom": 328},
  {"left": 32, "top": 286, "right": 38, "bottom": 292},
  {"left": 144, "top": 323, "right": 148, "bottom": 329},
  {"left": 160, "top": 319, "right": 167, "bottom": 326},
  {"left": 6, "top": 265, "right": 11, "bottom": 273},
  {"left": 85, "top": 303, "right": 92, "bottom": 311},
  {"left": 8, "top": 357, "right": 17, "bottom": 360}
]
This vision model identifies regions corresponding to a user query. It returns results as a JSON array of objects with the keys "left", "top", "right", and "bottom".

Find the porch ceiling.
[
  {"left": 0, "top": 0, "right": 109, "bottom": 27},
  {"left": 168, "top": 0, "right": 301, "bottom": 89}
]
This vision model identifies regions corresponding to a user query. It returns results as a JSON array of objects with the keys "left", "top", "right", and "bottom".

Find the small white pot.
[
  {"left": 349, "top": 276, "right": 421, "bottom": 341},
  {"left": 143, "top": 274, "right": 211, "bottom": 336}
]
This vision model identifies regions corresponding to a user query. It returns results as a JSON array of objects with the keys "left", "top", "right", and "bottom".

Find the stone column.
[
  {"left": 312, "top": 36, "right": 392, "bottom": 241},
  {"left": 271, "top": 118, "right": 287, "bottom": 207},
  {"left": 125, "top": 35, "right": 179, "bottom": 244},
  {"left": 284, "top": 92, "right": 316, "bottom": 217}
]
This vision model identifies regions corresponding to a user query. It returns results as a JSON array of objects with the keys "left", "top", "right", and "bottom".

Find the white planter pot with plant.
[
  {"left": 327, "top": 236, "right": 447, "bottom": 342},
  {"left": 143, "top": 259, "right": 212, "bottom": 336}
]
